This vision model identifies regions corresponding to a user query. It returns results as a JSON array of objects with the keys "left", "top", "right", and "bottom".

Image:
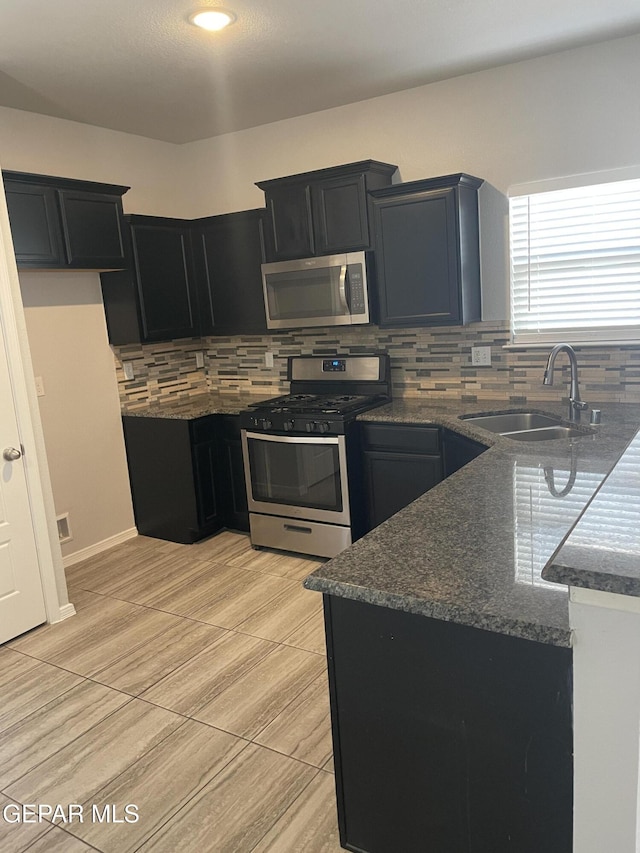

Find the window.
[{"left": 510, "top": 177, "right": 640, "bottom": 345}]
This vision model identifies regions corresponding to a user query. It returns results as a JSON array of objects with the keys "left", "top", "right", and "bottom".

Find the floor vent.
[{"left": 56, "top": 513, "right": 73, "bottom": 544}]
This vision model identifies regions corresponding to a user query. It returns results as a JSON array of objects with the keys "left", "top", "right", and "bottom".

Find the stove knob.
[
  {"left": 305, "top": 422, "right": 314, "bottom": 433},
  {"left": 283, "top": 419, "right": 295, "bottom": 432},
  {"left": 317, "top": 422, "right": 330, "bottom": 434},
  {"left": 259, "top": 418, "right": 272, "bottom": 430}
]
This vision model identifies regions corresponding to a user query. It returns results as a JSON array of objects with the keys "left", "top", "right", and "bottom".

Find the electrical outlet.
[
  {"left": 34, "top": 376, "right": 45, "bottom": 397},
  {"left": 195, "top": 351, "right": 205, "bottom": 369},
  {"left": 471, "top": 346, "right": 492, "bottom": 367},
  {"left": 123, "top": 362, "right": 135, "bottom": 380},
  {"left": 264, "top": 351, "right": 274, "bottom": 368}
]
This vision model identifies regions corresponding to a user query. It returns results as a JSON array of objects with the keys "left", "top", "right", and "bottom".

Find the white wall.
[
  {"left": 0, "top": 107, "right": 187, "bottom": 217},
  {"left": 181, "top": 33, "right": 640, "bottom": 214},
  {"left": 20, "top": 272, "right": 135, "bottom": 559}
]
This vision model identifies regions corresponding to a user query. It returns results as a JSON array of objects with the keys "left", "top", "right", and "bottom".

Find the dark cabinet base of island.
[{"left": 324, "top": 596, "right": 573, "bottom": 853}]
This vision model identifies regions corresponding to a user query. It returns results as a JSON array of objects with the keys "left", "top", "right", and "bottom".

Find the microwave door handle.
[{"left": 338, "top": 264, "right": 350, "bottom": 314}]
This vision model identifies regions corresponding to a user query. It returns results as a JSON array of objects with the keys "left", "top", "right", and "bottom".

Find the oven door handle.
[
  {"left": 338, "top": 264, "right": 350, "bottom": 314},
  {"left": 244, "top": 431, "right": 340, "bottom": 445}
]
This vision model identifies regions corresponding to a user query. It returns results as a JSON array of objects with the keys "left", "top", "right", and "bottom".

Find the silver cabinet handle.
[{"left": 3, "top": 447, "right": 22, "bottom": 461}]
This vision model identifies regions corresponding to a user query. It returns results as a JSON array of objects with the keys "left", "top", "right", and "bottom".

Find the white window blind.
[{"left": 510, "top": 178, "right": 640, "bottom": 344}]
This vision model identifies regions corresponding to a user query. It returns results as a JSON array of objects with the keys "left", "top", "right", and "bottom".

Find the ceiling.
[{"left": 2, "top": 0, "right": 640, "bottom": 144}]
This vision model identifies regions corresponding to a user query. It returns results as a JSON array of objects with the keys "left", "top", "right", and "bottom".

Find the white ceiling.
[{"left": 2, "top": 0, "right": 640, "bottom": 144}]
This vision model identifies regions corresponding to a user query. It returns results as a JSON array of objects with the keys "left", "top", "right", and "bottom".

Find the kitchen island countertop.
[{"left": 304, "top": 397, "right": 640, "bottom": 647}]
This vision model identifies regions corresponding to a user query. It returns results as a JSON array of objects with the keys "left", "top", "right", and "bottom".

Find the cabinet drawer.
[
  {"left": 190, "top": 415, "right": 218, "bottom": 444},
  {"left": 361, "top": 423, "right": 440, "bottom": 454}
]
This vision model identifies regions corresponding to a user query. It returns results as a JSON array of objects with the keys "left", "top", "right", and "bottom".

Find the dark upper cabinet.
[
  {"left": 257, "top": 160, "right": 397, "bottom": 261},
  {"left": 370, "top": 173, "right": 483, "bottom": 328},
  {"left": 102, "top": 210, "right": 268, "bottom": 345},
  {"left": 191, "top": 209, "right": 268, "bottom": 336},
  {"left": 101, "top": 215, "right": 199, "bottom": 345},
  {"left": 57, "top": 188, "right": 127, "bottom": 268},
  {"left": 261, "top": 182, "right": 314, "bottom": 260},
  {"left": 130, "top": 218, "right": 198, "bottom": 341},
  {"left": 3, "top": 171, "right": 128, "bottom": 270}
]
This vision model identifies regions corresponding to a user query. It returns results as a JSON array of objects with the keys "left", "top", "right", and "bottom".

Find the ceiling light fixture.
[{"left": 188, "top": 8, "right": 236, "bottom": 31}]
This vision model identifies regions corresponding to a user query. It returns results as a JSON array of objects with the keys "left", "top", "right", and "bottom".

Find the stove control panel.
[
  {"left": 248, "top": 416, "right": 273, "bottom": 430},
  {"left": 322, "top": 358, "right": 346, "bottom": 372},
  {"left": 305, "top": 421, "right": 331, "bottom": 434}
]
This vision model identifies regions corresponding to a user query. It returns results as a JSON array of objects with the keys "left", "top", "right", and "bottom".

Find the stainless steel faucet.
[{"left": 543, "top": 344, "right": 588, "bottom": 423}]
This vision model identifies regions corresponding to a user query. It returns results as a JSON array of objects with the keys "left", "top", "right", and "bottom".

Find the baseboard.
[
  {"left": 62, "top": 527, "right": 138, "bottom": 568},
  {"left": 52, "top": 602, "right": 77, "bottom": 622}
]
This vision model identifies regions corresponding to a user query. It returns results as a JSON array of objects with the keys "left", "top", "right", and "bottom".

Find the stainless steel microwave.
[{"left": 261, "top": 251, "right": 371, "bottom": 330}]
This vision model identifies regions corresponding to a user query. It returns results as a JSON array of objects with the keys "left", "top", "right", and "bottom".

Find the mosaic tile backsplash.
[{"left": 114, "top": 321, "right": 640, "bottom": 409}]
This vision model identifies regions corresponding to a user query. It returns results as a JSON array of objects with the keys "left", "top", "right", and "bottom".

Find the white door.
[{"left": 0, "top": 316, "right": 46, "bottom": 643}]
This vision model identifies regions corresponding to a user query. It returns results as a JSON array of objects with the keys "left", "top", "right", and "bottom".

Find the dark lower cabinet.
[
  {"left": 218, "top": 415, "right": 249, "bottom": 532},
  {"left": 3, "top": 171, "right": 128, "bottom": 270},
  {"left": 443, "top": 428, "right": 489, "bottom": 478},
  {"left": 122, "top": 413, "right": 248, "bottom": 544},
  {"left": 361, "top": 423, "right": 488, "bottom": 531},
  {"left": 325, "top": 595, "right": 573, "bottom": 853},
  {"left": 361, "top": 423, "right": 443, "bottom": 529}
]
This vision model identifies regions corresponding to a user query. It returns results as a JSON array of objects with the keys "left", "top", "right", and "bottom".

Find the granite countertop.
[
  {"left": 121, "top": 391, "right": 269, "bottom": 419},
  {"left": 544, "top": 425, "right": 640, "bottom": 595},
  {"left": 304, "top": 398, "right": 640, "bottom": 647}
]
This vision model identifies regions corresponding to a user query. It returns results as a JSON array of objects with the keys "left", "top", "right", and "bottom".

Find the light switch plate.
[
  {"left": 123, "top": 362, "right": 135, "bottom": 380},
  {"left": 264, "top": 352, "right": 274, "bottom": 368},
  {"left": 195, "top": 351, "right": 205, "bottom": 369},
  {"left": 34, "top": 376, "right": 45, "bottom": 397}
]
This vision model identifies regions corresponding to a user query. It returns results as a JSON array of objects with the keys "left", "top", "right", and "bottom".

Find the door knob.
[{"left": 3, "top": 447, "right": 22, "bottom": 461}]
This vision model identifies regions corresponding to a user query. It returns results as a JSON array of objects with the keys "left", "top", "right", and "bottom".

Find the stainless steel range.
[{"left": 240, "top": 354, "right": 391, "bottom": 558}]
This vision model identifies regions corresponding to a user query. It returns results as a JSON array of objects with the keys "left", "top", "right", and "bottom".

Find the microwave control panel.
[{"left": 347, "top": 263, "right": 366, "bottom": 314}]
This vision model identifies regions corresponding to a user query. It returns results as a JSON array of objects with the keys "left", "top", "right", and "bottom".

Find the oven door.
[{"left": 242, "top": 431, "right": 350, "bottom": 525}]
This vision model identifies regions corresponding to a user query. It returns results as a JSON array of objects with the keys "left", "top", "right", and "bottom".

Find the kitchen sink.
[
  {"left": 460, "top": 410, "right": 593, "bottom": 441},
  {"left": 504, "top": 425, "right": 586, "bottom": 441},
  {"left": 460, "top": 412, "right": 562, "bottom": 432}
]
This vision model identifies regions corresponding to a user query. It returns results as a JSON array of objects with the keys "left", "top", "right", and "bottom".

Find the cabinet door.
[
  {"left": 122, "top": 416, "right": 200, "bottom": 544},
  {"left": 58, "top": 189, "right": 126, "bottom": 268},
  {"left": 131, "top": 223, "right": 199, "bottom": 342},
  {"left": 372, "top": 187, "right": 461, "bottom": 327},
  {"left": 4, "top": 181, "right": 65, "bottom": 267},
  {"left": 219, "top": 416, "right": 249, "bottom": 532},
  {"left": 192, "top": 440, "right": 224, "bottom": 532},
  {"left": 310, "top": 173, "right": 370, "bottom": 255},
  {"left": 193, "top": 210, "right": 267, "bottom": 336},
  {"left": 363, "top": 450, "right": 443, "bottom": 529},
  {"left": 264, "top": 183, "right": 314, "bottom": 260}
]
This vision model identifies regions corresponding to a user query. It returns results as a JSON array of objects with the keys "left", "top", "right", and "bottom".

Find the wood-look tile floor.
[{"left": 0, "top": 532, "right": 344, "bottom": 852}]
